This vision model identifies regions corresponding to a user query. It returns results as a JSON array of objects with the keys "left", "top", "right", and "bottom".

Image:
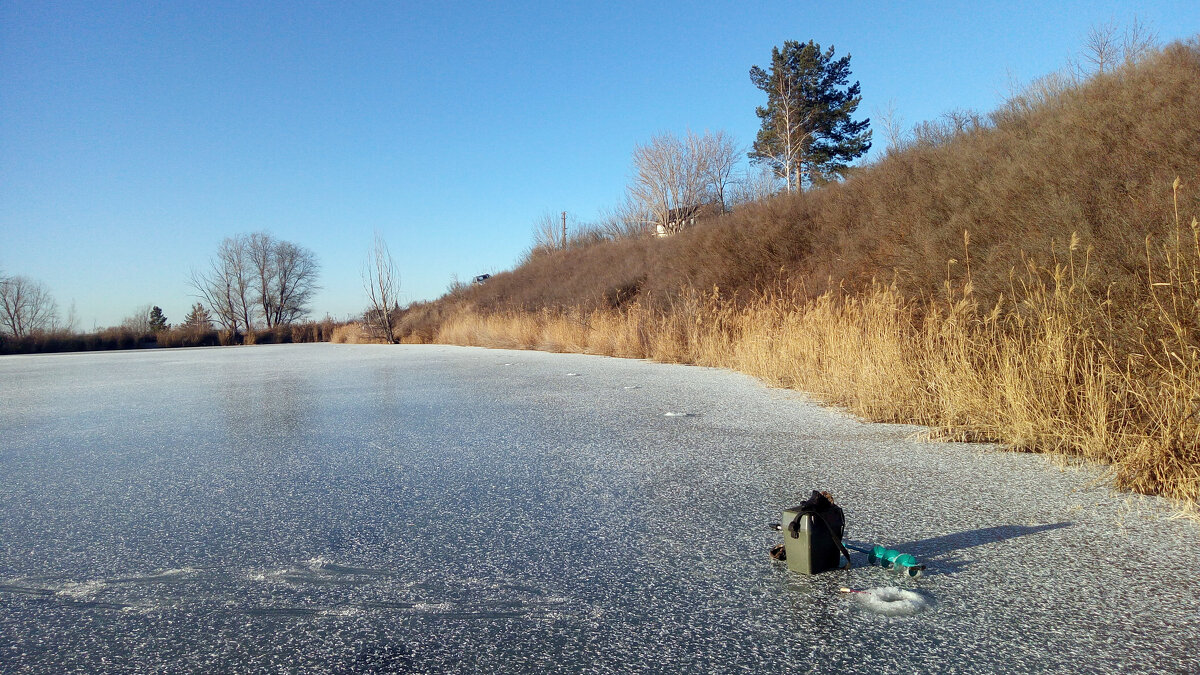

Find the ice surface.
[{"left": 1, "top": 343, "right": 1198, "bottom": 673}]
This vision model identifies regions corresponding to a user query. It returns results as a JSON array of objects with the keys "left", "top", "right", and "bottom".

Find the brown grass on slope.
[
  {"left": 427, "top": 198, "right": 1199, "bottom": 503},
  {"left": 429, "top": 43, "right": 1200, "bottom": 320}
]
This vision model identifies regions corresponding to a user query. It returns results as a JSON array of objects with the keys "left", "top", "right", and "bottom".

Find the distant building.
[{"left": 653, "top": 202, "right": 723, "bottom": 237}]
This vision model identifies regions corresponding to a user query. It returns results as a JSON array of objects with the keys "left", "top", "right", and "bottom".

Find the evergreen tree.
[
  {"left": 749, "top": 40, "right": 871, "bottom": 192},
  {"left": 182, "top": 303, "right": 213, "bottom": 330},
  {"left": 148, "top": 306, "right": 169, "bottom": 332}
]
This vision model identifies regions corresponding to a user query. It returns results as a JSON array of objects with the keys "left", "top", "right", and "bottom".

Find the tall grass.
[
  {"left": 424, "top": 192, "right": 1199, "bottom": 504},
  {"left": 393, "top": 44, "right": 1200, "bottom": 504},
  {"left": 330, "top": 322, "right": 394, "bottom": 344}
]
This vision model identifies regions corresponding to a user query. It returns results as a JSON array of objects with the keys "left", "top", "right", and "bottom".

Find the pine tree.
[
  {"left": 182, "top": 303, "right": 212, "bottom": 330},
  {"left": 148, "top": 306, "right": 169, "bottom": 332},
  {"left": 749, "top": 40, "right": 871, "bottom": 192}
]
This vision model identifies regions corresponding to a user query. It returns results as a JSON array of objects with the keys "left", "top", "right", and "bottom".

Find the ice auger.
[{"left": 844, "top": 543, "right": 926, "bottom": 578}]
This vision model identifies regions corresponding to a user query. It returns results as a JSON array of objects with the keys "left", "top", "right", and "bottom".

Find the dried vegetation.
[{"left": 398, "top": 44, "right": 1200, "bottom": 504}]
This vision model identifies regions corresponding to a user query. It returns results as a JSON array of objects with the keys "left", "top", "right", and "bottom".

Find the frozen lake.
[{"left": 1, "top": 343, "right": 1198, "bottom": 673}]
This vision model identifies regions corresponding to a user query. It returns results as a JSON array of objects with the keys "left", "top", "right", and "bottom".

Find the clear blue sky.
[{"left": 2, "top": 1, "right": 1197, "bottom": 329}]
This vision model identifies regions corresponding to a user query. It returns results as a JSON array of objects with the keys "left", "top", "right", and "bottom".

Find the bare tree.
[
  {"left": 597, "top": 197, "right": 651, "bottom": 239},
  {"left": 191, "top": 234, "right": 255, "bottom": 335},
  {"left": 1069, "top": 18, "right": 1159, "bottom": 80},
  {"left": 189, "top": 260, "right": 234, "bottom": 334},
  {"left": 248, "top": 233, "right": 320, "bottom": 327},
  {"left": 192, "top": 233, "right": 319, "bottom": 335},
  {"left": 0, "top": 274, "right": 59, "bottom": 337},
  {"left": 628, "top": 129, "right": 735, "bottom": 235},
  {"left": 1121, "top": 16, "right": 1158, "bottom": 64},
  {"left": 64, "top": 299, "right": 79, "bottom": 334},
  {"left": 247, "top": 232, "right": 278, "bottom": 327},
  {"left": 246, "top": 231, "right": 320, "bottom": 326},
  {"left": 729, "top": 164, "right": 781, "bottom": 207},
  {"left": 1083, "top": 21, "right": 1120, "bottom": 74},
  {"left": 942, "top": 108, "right": 983, "bottom": 134},
  {"left": 755, "top": 55, "right": 812, "bottom": 192},
  {"left": 270, "top": 239, "right": 320, "bottom": 325},
  {"left": 877, "top": 99, "right": 906, "bottom": 154},
  {"left": 446, "top": 273, "right": 469, "bottom": 296},
  {"left": 363, "top": 232, "right": 401, "bottom": 344},
  {"left": 121, "top": 305, "right": 154, "bottom": 333},
  {"left": 698, "top": 129, "right": 741, "bottom": 212},
  {"left": 531, "top": 212, "right": 565, "bottom": 253},
  {"left": 997, "top": 67, "right": 1078, "bottom": 123},
  {"left": 629, "top": 131, "right": 703, "bottom": 235}
]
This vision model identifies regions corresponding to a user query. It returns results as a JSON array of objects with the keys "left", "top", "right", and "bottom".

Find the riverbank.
[
  {"left": 396, "top": 217, "right": 1199, "bottom": 508},
  {"left": 380, "top": 44, "right": 1200, "bottom": 508}
]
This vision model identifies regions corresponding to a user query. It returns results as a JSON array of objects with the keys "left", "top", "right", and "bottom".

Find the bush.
[{"left": 0, "top": 319, "right": 343, "bottom": 354}]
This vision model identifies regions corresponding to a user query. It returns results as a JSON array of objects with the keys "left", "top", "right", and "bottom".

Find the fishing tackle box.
[{"left": 781, "top": 492, "right": 847, "bottom": 575}]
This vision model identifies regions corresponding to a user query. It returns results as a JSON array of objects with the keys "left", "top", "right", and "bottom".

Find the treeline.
[
  {"left": 1, "top": 231, "right": 336, "bottom": 355},
  {"left": 0, "top": 318, "right": 343, "bottom": 356}
]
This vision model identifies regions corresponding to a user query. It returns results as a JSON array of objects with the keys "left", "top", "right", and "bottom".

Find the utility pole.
[{"left": 561, "top": 211, "right": 567, "bottom": 249}]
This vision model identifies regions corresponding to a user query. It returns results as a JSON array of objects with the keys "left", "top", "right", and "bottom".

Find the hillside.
[
  {"left": 392, "top": 43, "right": 1200, "bottom": 505},
  {"left": 420, "top": 42, "right": 1197, "bottom": 315}
]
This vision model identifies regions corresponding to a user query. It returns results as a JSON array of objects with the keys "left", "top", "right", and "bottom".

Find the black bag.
[{"left": 781, "top": 490, "right": 852, "bottom": 575}]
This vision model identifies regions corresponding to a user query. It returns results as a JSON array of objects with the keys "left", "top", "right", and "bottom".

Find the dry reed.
[
  {"left": 402, "top": 46, "right": 1200, "bottom": 505},
  {"left": 330, "top": 322, "right": 390, "bottom": 344},
  {"left": 427, "top": 190, "right": 1199, "bottom": 505}
]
